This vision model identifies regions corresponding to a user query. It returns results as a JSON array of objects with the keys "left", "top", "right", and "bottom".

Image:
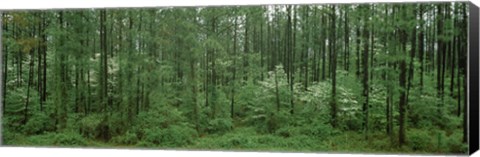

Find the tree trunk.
[
  {"left": 406, "top": 7, "right": 417, "bottom": 109},
  {"left": 275, "top": 67, "right": 280, "bottom": 113},
  {"left": 398, "top": 27, "right": 408, "bottom": 147},
  {"left": 290, "top": 6, "right": 297, "bottom": 115},
  {"left": 321, "top": 12, "right": 326, "bottom": 80},
  {"left": 303, "top": 6, "right": 309, "bottom": 91},
  {"left": 356, "top": 27, "right": 361, "bottom": 78},
  {"left": 2, "top": 14, "right": 7, "bottom": 112},
  {"left": 362, "top": 6, "right": 370, "bottom": 140},
  {"left": 419, "top": 4, "right": 424, "bottom": 89},
  {"left": 344, "top": 7, "right": 350, "bottom": 71},
  {"left": 230, "top": 17, "right": 238, "bottom": 119},
  {"left": 330, "top": 6, "right": 337, "bottom": 128},
  {"left": 100, "top": 9, "right": 108, "bottom": 112},
  {"left": 436, "top": 5, "right": 446, "bottom": 122},
  {"left": 25, "top": 48, "right": 35, "bottom": 124}
]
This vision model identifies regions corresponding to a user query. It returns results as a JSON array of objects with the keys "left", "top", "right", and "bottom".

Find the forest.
[{"left": 1, "top": 2, "right": 469, "bottom": 154}]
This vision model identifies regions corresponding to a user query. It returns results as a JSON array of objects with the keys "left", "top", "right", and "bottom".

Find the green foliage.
[
  {"left": 53, "top": 131, "right": 88, "bottom": 146},
  {"left": 275, "top": 120, "right": 336, "bottom": 139},
  {"left": 23, "top": 112, "right": 54, "bottom": 135},
  {"left": 2, "top": 130, "right": 25, "bottom": 145},
  {"left": 142, "top": 125, "right": 197, "bottom": 147},
  {"left": 300, "top": 122, "right": 337, "bottom": 138},
  {"left": 106, "top": 113, "right": 129, "bottom": 137},
  {"left": 112, "top": 131, "right": 139, "bottom": 145},
  {"left": 142, "top": 128, "right": 163, "bottom": 145},
  {"left": 236, "top": 79, "right": 263, "bottom": 118},
  {"left": 78, "top": 114, "right": 104, "bottom": 139},
  {"left": 3, "top": 88, "right": 29, "bottom": 131},
  {"left": 275, "top": 126, "right": 301, "bottom": 138},
  {"left": 2, "top": 2, "right": 469, "bottom": 155},
  {"left": 445, "top": 131, "right": 468, "bottom": 153},
  {"left": 407, "top": 129, "right": 434, "bottom": 151},
  {"left": 24, "top": 133, "right": 56, "bottom": 146},
  {"left": 207, "top": 118, "right": 233, "bottom": 134},
  {"left": 131, "top": 104, "right": 191, "bottom": 140},
  {"left": 136, "top": 141, "right": 156, "bottom": 147}
]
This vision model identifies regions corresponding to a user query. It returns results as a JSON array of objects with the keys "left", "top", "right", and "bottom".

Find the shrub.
[
  {"left": 106, "top": 113, "right": 128, "bottom": 137},
  {"left": 408, "top": 129, "right": 434, "bottom": 151},
  {"left": 112, "top": 131, "right": 138, "bottom": 145},
  {"left": 160, "top": 125, "right": 197, "bottom": 147},
  {"left": 143, "top": 128, "right": 164, "bottom": 145},
  {"left": 143, "top": 125, "right": 197, "bottom": 147},
  {"left": 220, "top": 133, "right": 256, "bottom": 149},
  {"left": 2, "top": 130, "right": 24, "bottom": 145},
  {"left": 53, "top": 131, "right": 87, "bottom": 146},
  {"left": 342, "top": 115, "right": 363, "bottom": 131},
  {"left": 136, "top": 141, "right": 155, "bottom": 147},
  {"left": 26, "top": 133, "right": 56, "bottom": 145},
  {"left": 445, "top": 132, "right": 468, "bottom": 153},
  {"left": 370, "top": 136, "right": 393, "bottom": 152},
  {"left": 79, "top": 114, "right": 103, "bottom": 139},
  {"left": 275, "top": 126, "right": 300, "bottom": 138},
  {"left": 207, "top": 118, "right": 233, "bottom": 134},
  {"left": 274, "top": 121, "right": 336, "bottom": 139},
  {"left": 132, "top": 105, "right": 188, "bottom": 138},
  {"left": 254, "top": 135, "right": 277, "bottom": 145},
  {"left": 300, "top": 122, "right": 336, "bottom": 138},
  {"left": 229, "top": 135, "right": 251, "bottom": 147},
  {"left": 23, "top": 112, "right": 54, "bottom": 135}
]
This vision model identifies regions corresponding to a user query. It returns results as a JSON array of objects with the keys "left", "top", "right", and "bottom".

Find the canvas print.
[{"left": 0, "top": 2, "right": 470, "bottom": 154}]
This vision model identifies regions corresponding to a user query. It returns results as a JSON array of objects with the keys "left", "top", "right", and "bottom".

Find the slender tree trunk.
[
  {"left": 356, "top": 27, "right": 361, "bottom": 78},
  {"left": 136, "top": 67, "right": 140, "bottom": 115},
  {"left": 369, "top": 6, "right": 375, "bottom": 81},
  {"left": 190, "top": 52, "right": 199, "bottom": 133},
  {"left": 2, "top": 14, "right": 8, "bottom": 112},
  {"left": 398, "top": 25, "right": 408, "bottom": 147},
  {"left": 303, "top": 6, "right": 309, "bottom": 91},
  {"left": 260, "top": 18, "right": 264, "bottom": 81},
  {"left": 290, "top": 6, "right": 296, "bottom": 115},
  {"left": 100, "top": 9, "right": 108, "bottom": 112},
  {"left": 243, "top": 15, "right": 249, "bottom": 81},
  {"left": 406, "top": 7, "right": 417, "bottom": 109},
  {"left": 344, "top": 7, "right": 350, "bottom": 72},
  {"left": 230, "top": 17, "right": 238, "bottom": 119},
  {"left": 321, "top": 12, "right": 326, "bottom": 80},
  {"left": 25, "top": 49, "right": 35, "bottom": 124},
  {"left": 436, "top": 4, "right": 445, "bottom": 120},
  {"left": 362, "top": 6, "right": 370, "bottom": 139},
  {"left": 383, "top": 5, "right": 392, "bottom": 138},
  {"left": 419, "top": 4, "right": 425, "bottom": 89},
  {"left": 450, "top": 5, "right": 456, "bottom": 98},
  {"left": 37, "top": 13, "right": 43, "bottom": 110},
  {"left": 275, "top": 67, "right": 280, "bottom": 113},
  {"left": 313, "top": 8, "right": 319, "bottom": 82},
  {"left": 330, "top": 6, "right": 338, "bottom": 128}
]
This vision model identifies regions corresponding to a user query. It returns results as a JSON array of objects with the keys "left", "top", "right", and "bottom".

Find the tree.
[
  {"left": 361, "top": 5, "right": 370, "bottom": 140},
  {"left": 397, "top": 5, "right": 408, "bottom": 146},
  {"left": 330, "top": 5, "right": 338, "bottom": 128},
  {"left": 99, "top": 9, "right": 108, "bottom": 112}
]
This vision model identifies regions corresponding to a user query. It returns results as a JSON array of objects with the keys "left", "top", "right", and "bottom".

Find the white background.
[{"left": 0, "top": 0, "right": 479, "bottom": 157}]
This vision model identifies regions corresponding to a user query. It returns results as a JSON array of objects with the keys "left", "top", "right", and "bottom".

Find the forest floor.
[{"left": 5, "top": 126, "right": 466, "bottom": 155}]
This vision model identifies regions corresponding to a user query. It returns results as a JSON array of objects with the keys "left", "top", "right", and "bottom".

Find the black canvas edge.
[{"left": 469, "top": 1, "right": 479, "bottom": 155}]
